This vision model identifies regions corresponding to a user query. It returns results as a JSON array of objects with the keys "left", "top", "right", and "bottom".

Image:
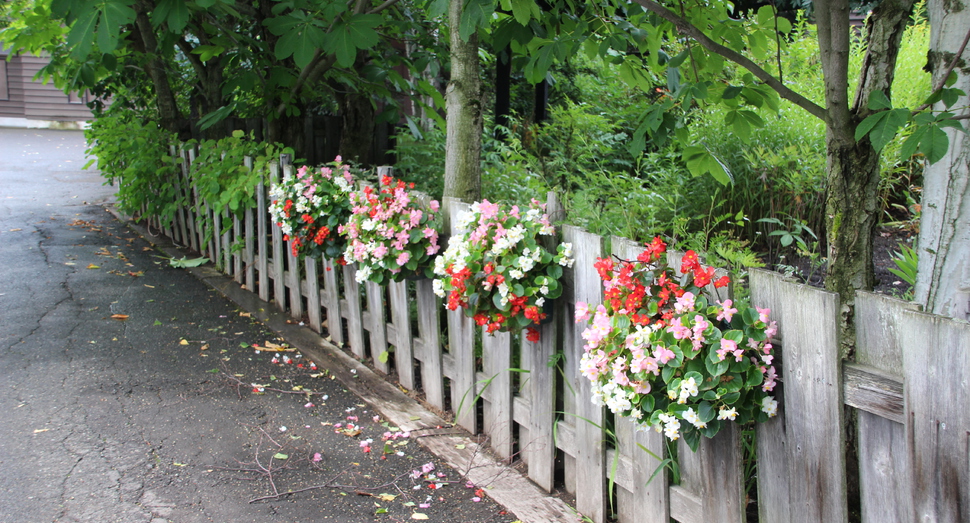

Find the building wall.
[{"left": 0, "top": 53, "right": 96, "bottom": 122}]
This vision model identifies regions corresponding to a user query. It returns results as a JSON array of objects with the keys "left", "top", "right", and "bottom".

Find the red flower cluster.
[{"left": 597, "top": 238, "right": 730, "bottom": 328}]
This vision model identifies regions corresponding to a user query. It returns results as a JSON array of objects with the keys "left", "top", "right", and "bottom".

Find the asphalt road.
[{"left": 0, "top": 128, "right": 519, "bottom": 523}]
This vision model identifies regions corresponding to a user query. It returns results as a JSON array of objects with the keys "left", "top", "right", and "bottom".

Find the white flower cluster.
[{"left": 590, "top": 381, "right": 635, "bottom": 414}]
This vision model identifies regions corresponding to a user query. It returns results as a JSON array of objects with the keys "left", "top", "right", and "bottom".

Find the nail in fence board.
[
  {"left": 562, "top": 225, "right": 606, "bottom": 523},
  {"left": 900, "top": 306, "right": 970, "bottom": 522},
  {"left": 749, "top": 268, "right": 846, "bottom": 523},
  {"left": 854, "top": 292, "right": 916, "bottom": 523},
  {"left": 610, "top": 237, "right": 670, "bottom": 523}
]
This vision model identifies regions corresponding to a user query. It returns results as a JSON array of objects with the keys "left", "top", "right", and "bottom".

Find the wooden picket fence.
[{"left": 144, "top": 149, "right": 969, "bottom": 522}]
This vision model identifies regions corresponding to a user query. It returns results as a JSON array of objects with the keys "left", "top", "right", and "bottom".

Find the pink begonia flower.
[
  {"left": 319, "top": 166, "right": 332, "bottom": 179},
  {"left": 396, "top": 251, "right": 410, "bottom": 267},
  {"left": 479, "top": 199, "right": 500, "bottom": 220},
  {"left": 674, "top": 292, "right": 696, "bottom": 313},
  {"left": 304, "top": 402, "right": 314, "bottom": 408},
  {"left": 423, "top": 227, "right": 436, "bottom": 238},
  {"left": 312, "top": 453, "right": 323, "bottom": 462},
  {"left": 580, "top": 349, "right": 608, "bottom": 380},
  {"left": 666, "top": 317, "right": 692, "bottom": 340},
  {"left": 634, "top": 381, "right": 651, "bottom": 394},
  {"left": 716, "top": 299, "right": 737, "bottom": 322},
  {"left": 343, "top": 170, "right": 353, "bottom": 184},
  {"left": 409, "top": 209, "right": 422, "bottom": 227},
  {"left": 757, "top": 307, "right": 771, "bottom": 323},
  {"left": 509, "top": 205, "right": 520, "bottom": 218},
  {"left": 717, "top": 338, "right": 738, "bottom": 361},
  {"left": 747, "top": 337, "right": 761, "bottom": 350},
  {"left": 653, "top": 345, "right": 675, "bottom": 364},
  {"left": 297, "top": 165, "right": 310, "bottom": 178},
  {"left": 575, "top": 302, "right": 591, "bottom": 322},
  {"left": 372, "top": 244, "right": 388, "bottom": 259},
  {"left": 421, "top": 462, "right": 435, "bottom": 474},
  {"left": 472, "top": 497, "right": 482, "bottom": 503},
  {"left": 419, "top": 503, "right": 431, "bottom": 508},
  {"left": 765, "top": 321, "right": 778, "bottom": 339},
  {"left": 429, "top": 200, "right": 440, "bottom": 212},
  {"left": 762, "top": 366, "right": 778, "bottom": 391}
]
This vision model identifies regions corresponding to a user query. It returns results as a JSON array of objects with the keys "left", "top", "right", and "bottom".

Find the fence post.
[
  {"left": 445, "top": 198, "right": 477, "bottom": 433},
  {"left": 388, "top": 280, "right": 415, "bottom": 390}
]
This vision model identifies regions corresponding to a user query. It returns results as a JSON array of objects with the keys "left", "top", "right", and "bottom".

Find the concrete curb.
[{"left": 118, "top": 211, "right": 578, "bottom": 523}]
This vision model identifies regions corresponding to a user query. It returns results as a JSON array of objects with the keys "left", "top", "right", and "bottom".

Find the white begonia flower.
[
  {"left": 498, "top": 282, "right": 510, "bottom": 297},
  {"left": 508, "top": 269, "right": 525, "bottom": 280},
  {"left": 525, "top": 208, "right": 542, "bottom": 221},
  {"left": 362, "top": 219, "right": 376, "bottom": 231},
  {"left": 355, "top": 265, "right": 372, "bottom": 283},
  {"left": 433, "top": 256, "right": 447, "bottom": 276},
  {"left": 531, "top": 248, "right": 544, "bottom": 261},
  {"left": 456, "top": 210, "right": 475, "bottom": 231},
  {"left": 540, "top": 285, "right": 549, "bottom": 295},
  {"left": 717, "top": 407, "right": 738, "bottom": 421},
  {"left": 506, "top": 224, "right": 526, "bottom": 244},
  {"left": 761, "top": 396, "right": 778, "bottom": 417},
  {"left": 281, "top": 223, "right": 293, "bottom": 235},
  {"left": 606, "top": 392, "right": 632, "bottom": 414},
  {"left": 535, "top": 297, "right": 545, "bottom": 307},
  {"left": 432, "top": 279, "right": 445, "bottom": 297},
  {"left": 518, "top": 256, "right": 535, "bottom": 273},
  {"left": 540, "top": 225, "right": 555, "bottom": 236},
  {"left": 334, "top": 176, "right": 351, "bottom": 192},
  {"left": 683, "top": 407, "right": 707, "bottom": 429},
  {"left": 630, "top": 408, "right": 643, "bottom": 420}
]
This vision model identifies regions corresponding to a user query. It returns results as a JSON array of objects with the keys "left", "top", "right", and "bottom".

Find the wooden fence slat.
[
  {"left": 213, "top": 207, "right": 222, "bottom": 269},
  {"left": 749, "top": 268, "right": 846, "bottom": 523},
  {"left": 389, "top": 280, "right": 415, "bottom": 390},
  {"left": 611, "top": 237, "right": 669, "bottom": 523},
  {"left": 527, "top": 316, "right": 557, "bottom": 492},
  {"left": 366, "top": 281, "right": 389, "bottom": 373},
  {"left": 900, "top": 307, "right": 970, "bottom": 522},
  {"left": 482, "top": 330, "right": 513, "bottom": 460},
  {"left": 563, "top": 225, "right": 606, "bottom": 523},
  {"left": 445, "top": 199, "right": 477, "bottom": 433},
  {"left": 179, "top": 148, "right": 199, "bottom": 253},
  {"left": 233, "top": 213, "right": 243, "bottom": 283},
  {"left": 256, "top": 176, "right": 269, "bottom": 302},
  {"left": 342, "top": 265, "right": 366, "bottom": 359},
  {"left": 416, "top": 278, "right": 445, "bottom": 410},
  {"left": 306, "top": 257, "right": 322, "bottom": 333},
  {"left": 854, "top": 290, "right": 916, "bottom": 521},
  {"left": 223, "top": 205, "right": 232, "bottom": 275},
  {"left": 322, "top": 257, "right": 344, "bottom": 345},
  {"left": 286, "top": 241, "right": 303, "bottom": 319},
  {"left": 678, "top": 425, "right": 744, "bottom": 522}
]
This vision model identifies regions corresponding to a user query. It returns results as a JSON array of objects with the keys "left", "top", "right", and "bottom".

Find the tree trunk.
[
  {"left": 816, "top": 0, "right": 915, "bottom": 354},
  {"left": 133, "top": 1, "right": 187, "bottom": 139},
  {"left": 443, "top": 0, "right": 483, "bottom": 202},
  {"left": 915, "top": 0, "right": 970, "bottom": 320}
]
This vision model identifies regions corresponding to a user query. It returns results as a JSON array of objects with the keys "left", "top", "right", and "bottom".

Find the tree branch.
[
  {"left": 629, "top": 0, "right": 828, "bottom": 121},
  {"left": 367, "top": 0, "right": 402, "bottom": 15}
]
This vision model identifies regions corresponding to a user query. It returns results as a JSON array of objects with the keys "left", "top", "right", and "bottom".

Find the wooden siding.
[{"left": 0, "top": 53, "right": 95, "bottom": 121}]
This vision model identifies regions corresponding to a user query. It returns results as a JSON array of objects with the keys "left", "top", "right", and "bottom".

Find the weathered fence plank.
[
  {"left": 366, "top": 281, "right": 389, "bottom": 373},
  {"left": 416, "top": 278, "right": 445, "bottom": 410},
  {"left": 854, "top": 292, "right": 919, "bottom": 523},
  {"left": 445, "top": 199, "right": 477, "bottom": 433},
  {"left": 322, "top": 258, "right": 343, "bottom": 345},
  {"left": 900, "top": 307, "right": 970, "bottom": 522},
  {"left": 388, "top": 280, "right": 415, "bottom": 391},
  {"left": 526, "top": 316, "right": 557, "bottom": 492},
  {"left": 749, "top": 268, "right": 846, "bottom": 523},
  {"left": 482, "top": 330, "right": 513, "bottom": 460},
  {"left": 342, "top": 265, "right": 365, "bottom": 359},
  {"left": 256, "top": 176, "right": 269, "bottom": 302},
  {"left": 563, "top": 225, "right": 606, "bottom": 523},
  {"left": 305, "top": 257, "right": 322, "bottom": 333},
  {"left": 611, "top": 236, "right": 669, "bottom": 523}
]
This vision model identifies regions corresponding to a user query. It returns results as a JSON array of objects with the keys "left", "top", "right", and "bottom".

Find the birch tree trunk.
[
  {"left": 443, "top": 0, "right": 482, "bottom": 202},
  {"left": 915, "top": 0, "right": 970, "bottom": 320}
]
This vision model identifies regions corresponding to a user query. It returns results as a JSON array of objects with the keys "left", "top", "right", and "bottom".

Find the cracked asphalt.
[{"left": 0, "top": 128, "right": 521, "bottom": 523}]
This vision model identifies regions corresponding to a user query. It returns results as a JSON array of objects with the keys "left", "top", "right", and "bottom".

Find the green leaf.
[
  {"left": 510, "top": 0, "right": 537, "bottom": 26},
  {"left": 280, "top": 24, "right": 324, "bottom": 69},
  {"left": 378, "top": 351, "right": 389, "bottom": 364},
  {"left": 325, "top": 14, "right": 383, "bottom": 68},
  {"left": 67, "top": 6, "right": 98, "bottom": 59},
  {"left": 460, "top": 0, "right": 494, "bottom": 41},
  {"left": 683, "top": 145, "right": 733, "bottom": 185},
  {"left": 867, "top": 90, "right": 892, "bottom": 110},
  {"left": 921, "top": 124, "right": 950, "bottom": 164},
  {"left": 273, "top": 453, "right": 288, "bottom": 460}
]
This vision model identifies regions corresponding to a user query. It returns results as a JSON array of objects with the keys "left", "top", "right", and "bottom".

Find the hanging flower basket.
[
  {"left": 268, "top": 157, "right": 355, "bottom": 260},
  {"left": 575, "top": 237, "right": 779, "bottom": 451},
  {"left": 339, "top": 175, "right": 442, "bottom": 284},
  {"left": 433, "top": 199, "right": 573, "bottom": 342}
]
